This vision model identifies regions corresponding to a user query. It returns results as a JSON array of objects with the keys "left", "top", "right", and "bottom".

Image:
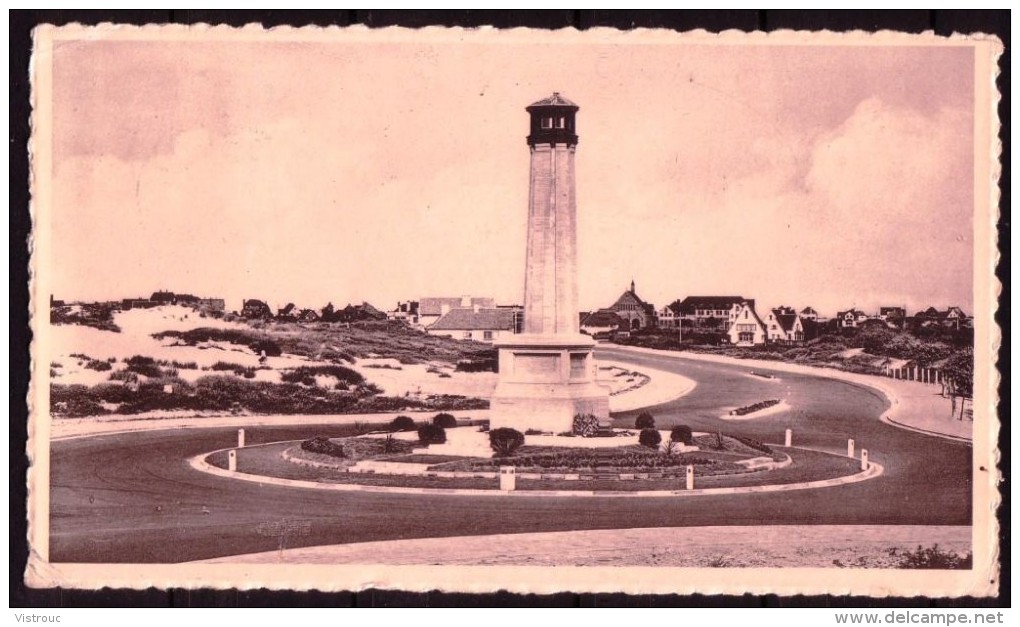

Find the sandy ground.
[
  {"left": 48, "top": 308, "right": 696, "bottom": 439},
  {"left": 200, "top": 525, "right": 971, "bottom": 567}
]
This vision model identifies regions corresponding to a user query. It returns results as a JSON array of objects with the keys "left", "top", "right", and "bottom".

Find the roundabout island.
[{"left": 192, "top": 414, "right": 880, "bottom": 498}]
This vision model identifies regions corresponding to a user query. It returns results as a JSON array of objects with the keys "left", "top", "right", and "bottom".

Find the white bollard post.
[
  {"left": 228, "top": 449, "right": 237, "bottom": 471},
  {"left": 685, "top": 465, "right": 695, "bottom": 490},
  {"left": 860, "top": 449, "right": 869, "bottom": 471},
  {"left": 847, "top": 438, "right": 855, "bottom": 458},
  {"left": 499, "top": 466, "right": 516, "bottom": 491},
  {"left": 238, "top": 428, "right": 246, "bottom": 448},
  {"left": 784, "top": 429, "right": 792, "bottom": 447}
]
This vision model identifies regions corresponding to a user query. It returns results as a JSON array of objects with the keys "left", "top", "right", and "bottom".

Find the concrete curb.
[
  {"left": 880, "top": 414, "right": 973, "bottom": 445},
  {"left": 602, "top": 344, "right": 972, "bottom": 443},
  {"left": 189, "top": 446, "right": 882, "bottom": 498}
]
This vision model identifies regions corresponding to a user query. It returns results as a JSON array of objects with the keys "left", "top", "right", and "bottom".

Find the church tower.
[{"left": 490, "top": 93, "right": 610, "bottom": 433}]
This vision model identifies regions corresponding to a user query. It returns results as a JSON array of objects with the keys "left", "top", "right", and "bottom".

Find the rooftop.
[
  {"left": 527, "top": 92, "right": 579, "bottom": 109},
  {"left": 429, "top": 308, "right": 516, "bottom": 331}
]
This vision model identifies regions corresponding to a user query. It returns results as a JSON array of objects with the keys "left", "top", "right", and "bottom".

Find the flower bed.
[{"left": 730, "top": 399, "right": 781, "bottom": 416}]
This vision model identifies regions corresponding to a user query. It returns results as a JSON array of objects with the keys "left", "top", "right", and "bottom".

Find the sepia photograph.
[{"left": 24, "top": 22, "right": 1002, "bottom": 597}]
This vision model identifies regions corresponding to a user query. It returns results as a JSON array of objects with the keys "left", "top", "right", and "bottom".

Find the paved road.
[{"left": 49, "top": 351, "right": 972, "bottom": 563}]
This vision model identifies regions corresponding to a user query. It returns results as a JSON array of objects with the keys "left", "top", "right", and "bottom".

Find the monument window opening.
[
  {"left": 541, "top": 117, "right": 554, "bottom": 129},
  {"left": 556, "top": 116, "right": 566, "bottom": 128}
]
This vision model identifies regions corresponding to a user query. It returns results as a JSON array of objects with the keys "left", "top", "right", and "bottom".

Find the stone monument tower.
[{"left": 489, "top": 93, "right": 610, "bottom": 433}]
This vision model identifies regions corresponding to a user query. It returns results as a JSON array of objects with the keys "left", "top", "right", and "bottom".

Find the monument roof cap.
[{"left": 527, "top": 92, "right": 579, "bottom": 110}]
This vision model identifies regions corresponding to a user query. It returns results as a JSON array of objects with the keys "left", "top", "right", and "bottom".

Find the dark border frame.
[{"left": 9, "top": 9, "right": 1010, "bottom": 608}]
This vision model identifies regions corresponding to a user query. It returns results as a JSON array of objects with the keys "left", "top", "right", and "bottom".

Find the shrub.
[
  {"left": 280, "top": 365, "right": 365, "bottom": 386},
  {"left": 391, "top": 415, "right": 416, "bottom": 431},
  {"left": 300, "top": 436, "right": 346, "bottom": 458},
  {"left": 670, "top": 425, "right": 694, "bottom": 445},
  {"left": 125, "top": 355, "right": 163, "bottom": 378},
  {"left": 489, "top": 428, "right": 525, "bottom": 456},
  {"left": 572, "top": 413, "right": 600, "bottom": 437},
  {"left": 211, "top": 361, "right": 246, "bottom": 372},
  {"left": 894, "top": 545, "right": 973, "bottom": 569},
  {"left": 250, "top": 339, "right": 282, "bottom": 357},
  {"left": 635, "top": 412, "right": 655, "bottom": 429},
  {"left": 417, "top": 423, "right": 447, "bottom": 445},
  {"left": 638, "top": 428, "right": 662, "bottom": 448},
  {"left": 432, "top": 413, "right": 457, "bottom": 428},
  {"left": 84, "top": 360, "right": 112, "bottom": 372}
]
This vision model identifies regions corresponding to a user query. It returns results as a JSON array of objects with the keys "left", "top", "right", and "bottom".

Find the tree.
[
  {"left": 942, "top": 348, "right": 973, "bottom": 420},
  {"left": 635, "top": 412, "right": 655, "bottom": 429}
]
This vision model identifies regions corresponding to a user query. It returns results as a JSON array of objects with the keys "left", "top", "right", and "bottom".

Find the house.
[
  {"left": 878, "top": 306, "right": 907, "bottom": 328},
  {"left": 913, "top": 306, "right": 972, "bottom": 330},
  {"left": 603, "top": 280, "right": 656, "bottom": 330},
  {"left": 580, "top": 310, "right": 628, "bottom": 340},
  {"left": 298, "top": 308, "right": 320, "bottom": 322},
  {"left": 763, "top": 308, "right": 805, "bottom": 343},
  {"left": 497, "top": 304, "right": 525, "bottom": 333},
  {"left": 241, "top": 299, "right": 273, "bottom": 320},
  {"left": 388, "top": 301, "right": 420, "bottom": 325},
  {"left": 277, "top": 303, "right": 297, "bottom": 321},
  {"left": 727, "top": 302, "right": 768, "bottom": 346},
  {"left": 418, "top": 296, "right": 496, "bottom": 327},
  {"left": 799, "top": 306, "right": 820, "bottom": 321},
  {"left": 426, "top": 307, "right": 517, "bottom": 343},
  {"left": 670, "top": 296, "right": 754, "bottom": 332},
  {"left": 195, "top": 298, "right": 225, "bottom": 314},
  {"left": 836, "top": 308, "right": 870, "bottom": 328},
  {"left": 121, "top": 298, "right": 158, "bottom": 310},
  {"left": 656, "top": 303, "right": 681, "bottom": 328}
]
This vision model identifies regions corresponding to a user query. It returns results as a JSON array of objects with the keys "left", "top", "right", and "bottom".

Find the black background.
[{"left": 9, "top": 9, "right": 1010, "bottom": 608}]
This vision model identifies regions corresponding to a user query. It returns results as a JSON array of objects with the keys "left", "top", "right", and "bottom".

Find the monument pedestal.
[{"left": 489, "top": 333, "right": 610, "bottom": 434}]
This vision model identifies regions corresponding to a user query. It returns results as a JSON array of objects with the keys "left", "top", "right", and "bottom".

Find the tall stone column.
[{"left": 490, "top": 93, "right": 610, "bottom": 433}]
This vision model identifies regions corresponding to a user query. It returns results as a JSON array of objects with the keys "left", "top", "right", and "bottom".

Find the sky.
[{"left": 46, "top": 32, "right": 977, "bottom": 316}]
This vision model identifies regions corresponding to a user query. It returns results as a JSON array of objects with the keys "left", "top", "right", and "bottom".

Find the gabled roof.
[
  {"left": 429, "top": 308, "right": 515, "bottom": 331},
  {"left": 527, "top": 92, "right": 578, "bottom": 109},
  {"left": 774, "top": 313, "right": 799, "bottom": 333},
  {"left": 580, "top": 310, "right": 627, "bottom": 329},
  {"left": 419, "top": 297, "right": 495, "bottom": 316},
  {"left": 612, "top": 288, "right": 654, "bottom": 313},
  {"left": 730, "top": 302, "right": 767, "bottom": 331},
  {"left": 673, "top": 296, "right": 751, "bottom": 314},
  {"left": 800, "top": 306, "right": 819, "bottom": 315}
]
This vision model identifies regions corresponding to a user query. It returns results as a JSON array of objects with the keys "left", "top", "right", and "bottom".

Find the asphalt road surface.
[{"left": 49, "top": 350, "right": 972, "bottom": 563}]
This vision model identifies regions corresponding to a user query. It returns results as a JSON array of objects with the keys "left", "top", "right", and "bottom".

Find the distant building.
[
  {"left": 603, "top": 280, "right": 656, "bottom": 330},
  {"left": 388, "top": 300, "right": 420, "bottom": 325},
  {"left": 878, "top": 306, "right": 907, "bottom": 328},
  {"left": 277, "top": 303, "right": 297, "bottom": 321},
  {"left": 241, "top": 299, "right": 273, "bottom": 319},
  {"left": 497, "top": 304, "right": 525, "bottom": 334},
  {"left": 323, "top": 302, "right": 388, "bottom": 323},
  {"left": 763, "top": 307, "right": 805, "bottom": 343},
  {"left": 727, "top": 302, "right": 768, "bottom": 346},
  {"left": 426, "top": 307, "right": 517, "bottom": 343},
  {"left": 194, "top": 298, "right": 225, "bottom": 314},
  {"left": 799, "top": 306, "right": 820, "bottom": 322},
  {"left": 656, "top": 303, "right": 681, "bottom": 328},
  {"left": 580, "top": 310, "right": 628, "bottom": 340},
  {"left": 670, "top": 295, "right": 754, "bottom": 333},
  {"left": 418, "top": 296, "right": 495, "bottom": 327},
  {"left": 836, "top": 308, "right": 870, "bottom": 329},
  {"left": 298, "top": 308, "right": 320, "bottom": 322},
  {"left": 912, "top": 306, "right": 972, "bottom": 330},
  {"left": 121, "top": 298, "right": 158, "bottom": 310}
]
